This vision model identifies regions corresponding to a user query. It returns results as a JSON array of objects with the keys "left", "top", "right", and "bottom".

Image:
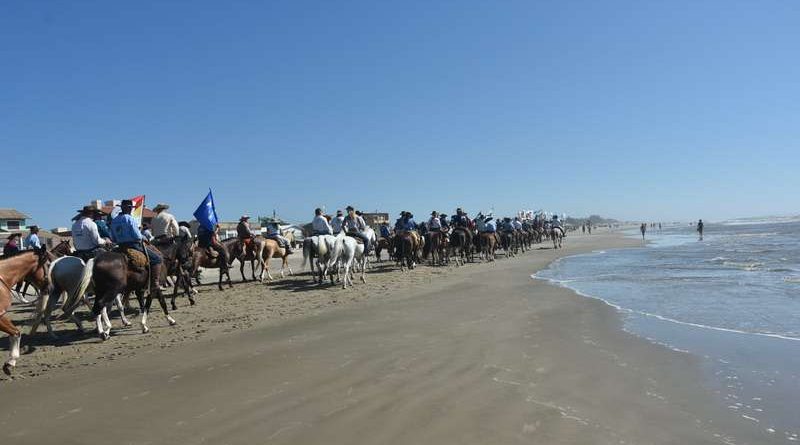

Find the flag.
[
  {"left": 193, "top": 189, "right": 219, "bottom": 231},
  {"left": 130, "top": 195, "right": 145, "bottom": 225}
]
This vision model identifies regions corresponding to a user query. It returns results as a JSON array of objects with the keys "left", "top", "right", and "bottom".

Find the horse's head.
[{"left": 25, "top": 246, "right": 51, "bottom": 291}]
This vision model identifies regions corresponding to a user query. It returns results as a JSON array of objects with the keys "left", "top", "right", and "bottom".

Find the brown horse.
[
  {"left": 191, "top": 240, "right": 234, "bottom": 291},
  {"left": 480, "top": 232, "right": 498, "bottom": 261},
  {"left": 150, "top": 235, "right": 196, "bottom": 310},
  {"left": 426, "top": 231, "right": 444, "bottom": 266},
  {"left": 375, "top": 236, "right": 393, "bottom": 262},
  {"left": 259, "top": 238, "right": 293, "bottom": 281},
  {"left": 0, "top": 247, "right": 50, "bottom": 375},
  {"left": 448, "top": 228, "right": 470, "bottom": 266},
  {"left": 394, "top": 231, "right": 420, "bottom": 271},
  {"left": 92, "top": 248, "right": 172, "bottom": 338},
  {"left": 229, "top": 237, "right": 267, "bottom": 282}
]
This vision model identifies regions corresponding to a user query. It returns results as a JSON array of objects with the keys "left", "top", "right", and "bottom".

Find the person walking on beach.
[
  {"left": 640, "top": 223, "right": 646, "bottom": 240},
  {"left": 697, "top": 219, "right": 704, "bottom": 241}
]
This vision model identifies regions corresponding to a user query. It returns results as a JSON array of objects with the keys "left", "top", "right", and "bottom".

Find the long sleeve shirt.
[
  {"left": 343, "top": 215, "right": 366, "bottom": 233},
  {"left": 72, "top": 217, "right": 108, "bottom": 251},
  {"left": 151, "top": 211, "right": 179, "bottom": 238},
  {"left": 111, "top": 214, "right": 144, "bottom": 245},
  {"left": 24, "top": 233, "right": 41, "bottom": 249},
  {"left": 330, "top": 216, "right": 344, "bottom": 234},
  {"left": 312, "top": 215, "right": 333, "bottom": 235},
  {"left": 428, "top": 217, "right": 442, "bottom": 230}
]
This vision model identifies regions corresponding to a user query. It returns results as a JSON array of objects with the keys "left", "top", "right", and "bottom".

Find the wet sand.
[{"left": 0, "top": 233, "right": 770, "bottom": 444}]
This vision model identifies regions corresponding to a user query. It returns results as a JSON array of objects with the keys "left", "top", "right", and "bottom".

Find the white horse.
[
  {"left": 30, "top": 256, "right": 130, "bottom": 339},
  {"left": 333, "top": 233, "right": 368, "bottom": 289},
  {"left": 302, "top": 234, "right": 338, "bottom": 284}
]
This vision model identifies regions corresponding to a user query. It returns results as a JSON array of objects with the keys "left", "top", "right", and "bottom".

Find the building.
[
  {"left": 362, "top": 212, "right": 389, "bottom": 228},
  {"left": 0, "top": 208, "right": 68, "bottom": 253},
  {"left": 0, "top": 208, "right": 30, "bottom": 232}
]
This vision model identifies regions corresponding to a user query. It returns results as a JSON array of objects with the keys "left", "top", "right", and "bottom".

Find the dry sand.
[{"left": 0, "top": 232, "right": 769, "bottom": 444}]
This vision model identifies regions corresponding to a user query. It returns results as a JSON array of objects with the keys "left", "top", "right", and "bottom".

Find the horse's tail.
[
  {"left": 63, "top": 258, "right": 94, "bottom": 317},
  {"left": 302, "top": 239, "right": 311, "bottom": 269}
]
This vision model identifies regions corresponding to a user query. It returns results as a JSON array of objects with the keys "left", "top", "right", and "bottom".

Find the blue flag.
[{"left": 193, "top": 189, "right": 219, "bottom": 231}]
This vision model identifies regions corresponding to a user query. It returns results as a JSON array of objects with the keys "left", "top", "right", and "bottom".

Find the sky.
[{"left": 2, "top": 1, "right": 798, "bottom": 229}]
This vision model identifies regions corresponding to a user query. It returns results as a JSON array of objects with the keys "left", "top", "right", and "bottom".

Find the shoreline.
[{"left": 0, "top": 232, "right": 775, "bottom": 444}]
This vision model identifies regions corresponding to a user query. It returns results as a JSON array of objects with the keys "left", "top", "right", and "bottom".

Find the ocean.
[{"left": 535, "top": 219, "right": 800, "bottom": 442}]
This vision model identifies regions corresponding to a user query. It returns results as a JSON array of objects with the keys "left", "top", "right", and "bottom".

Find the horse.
[
  {"left": 302, "top": 235, "right": 338, "bottom": 284},
  {"left": 13, "top": 239, "right": 71, "bottom": 304},
  {"left": 150, "top": 235, "right": 196, "bottom": 310},
  {"left": 259, "top": 237, "right": 293, "bottom": 281},
  {"left": 426, "top": 231, "right": 444, "bottom": 266},
  {"left": 190, "top": 241, "right": 233, "bottom": 291},
  {"left": 229, "top": 237, "right": 267, "bottom": 282},
  {"left": 333, "top": 232, "right": 364, "bottom": 289},
  {"left": 374, "top": 236, "right": 393, "bottom": 262},
  {"left": 499, "top": 231, "right": 516, "bottom": 258},
  {"left": 92, "top": 247, "right": 173, "bottom": 339},
  {"left": 448, "top": 228, "right": 470, "bottom": 266},
  {"left": 0, "top": 247, "right": 50, "bottom": 375},
  {"left": 551, "top": 226, "right": 564, "bottom": 249},
  {"left": 30, "top": 252, "right": 132, "bottom": 339},
  {"left": 480, "top": 232, "right": 498, "bottom": 261},
  {"left": 393, "top": 231, "right": 420, "bottom": 271}
]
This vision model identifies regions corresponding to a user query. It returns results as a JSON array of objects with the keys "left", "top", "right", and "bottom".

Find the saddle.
[{"left": 118, "top": 247, "right": 148, "bottom": 270}]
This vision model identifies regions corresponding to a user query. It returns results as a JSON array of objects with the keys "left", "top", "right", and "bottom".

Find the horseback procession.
[{"left": 0, "top": 193, "right": 569, "bottom": 376}]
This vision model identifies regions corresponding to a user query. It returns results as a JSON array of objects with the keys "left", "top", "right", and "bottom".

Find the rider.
[
  {"left": 439, "top": 213, "right": 450, "bottom": 231},
  {"left": 24, "top": 226, "right": 41, "bottom": 250},
  {"left": 311, "top": 208, "right": 333, "bottom": 235},
  {"left": 428, "top": 211, "right": 442, "bottom": 232},
  {"left": 265, "top": 224, "right": 294, "bottom": 254},
  {"left": 452, "top": 208, "right": 468, "bottom": 228},
  {"left": 379, "top": 222, "right": 392, "bottom": 239},
  {"left": 71, "top": 205, "right": 111, "bottom": 261},
  {"left": 94, "top": 211, "right": 112, "bottom": 239},
  {"left": 330, "top": 210, "right": 345, "bottom": 235},
  {"left": 237, "top": 215, "right": 256, "bottom": 256},
  {"left": 551, "top": 215, "right": 564, "bottom": 236},
  {"left": 343, "top": 206, "right": 370, "bottom": 253},
  {"left": 483, "top": 215, "right": 498, "bottom": 235},
  {"left": 3, "top": 234, "right": 21, "bottom": 258},
  {"left": 512, "top": 217, "right": 523, "bottom": 231},
  {"left": 151, "top": 203, "right": 179, "bottom": 246},
  {"left": 110, "top": 199, "right": 162, "bottom": 269},
  {"left": 198, "top": 223, "right": 227, "bottom": 269}
]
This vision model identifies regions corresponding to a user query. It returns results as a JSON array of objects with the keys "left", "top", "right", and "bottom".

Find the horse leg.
[
  {"left": 115, "top": 294, "right": 132, "bottom": 327},
  {"left": 101, "top": 304, "right": 113, "bottom": 337},
  {"left": 154, "top": 288, "right": 176, "bottom": 327},
  {"left": 0, "top": 315, "right": 22, "bottom": 375}
]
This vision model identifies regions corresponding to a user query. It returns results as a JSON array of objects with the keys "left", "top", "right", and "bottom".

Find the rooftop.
[{"left": 0, "top": 208, "right": 30, "bottom": 220}]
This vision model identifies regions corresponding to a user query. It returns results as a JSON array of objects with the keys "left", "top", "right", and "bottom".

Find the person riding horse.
[
  {"left": 312, "top": 208, "right": 333, "bottom": 235},
  {"left": 71, "top": 205, "right": 111, "bottom": 262},
  {"left": 197, "top": 223, "right": 227, "bottom": 270},
  {"left": 343, "top": 206, "right": 370, "bottom": 253},
  {"left": 111, "top": 200, "right": 162, "bottom": 267},
  {"left": 265, "top": 224, "right": 293, "bottom": 254},
  {"left": 151, "top": 203, "right": 179, "bottom": 247},
  {"left": 330, "top": 210, "right": 345, "bottom": 235},
  {"left": 237, "top": 215, "right": 256, "bottom": 257}
]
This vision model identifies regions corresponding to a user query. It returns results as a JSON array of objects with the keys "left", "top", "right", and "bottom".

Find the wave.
[
  {"left": 532, "top": 273, "right": 800, "bottom": 343},
  {"left": 721, "top": 261, "right": 763, "bottom": 271}
]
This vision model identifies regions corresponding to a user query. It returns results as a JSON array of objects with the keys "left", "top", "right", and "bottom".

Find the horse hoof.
[
  {"left": 171, "top": 304, "right": 178, "bottom": 311},
  {"left": 2, "top": 363, "right": 13, "bottom": 376},
  {"left": 100, "top": 332, "right": 110, "bottom": 341},
  {"left": 142, "top": 326, "right": 149, "bottom": 334},
  {"left": 189, "top": 299, "right": 196, "bottom": 306},
  {"left": 122, "top": 320, "right": 132, "bottom": 327}
]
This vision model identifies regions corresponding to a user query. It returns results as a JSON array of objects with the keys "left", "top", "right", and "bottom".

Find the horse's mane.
[{"left": 0, "top": 250, "right": 36, "bottom": 262}]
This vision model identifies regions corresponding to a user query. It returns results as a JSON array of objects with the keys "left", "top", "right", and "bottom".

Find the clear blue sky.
[{"left": 2, "top": 1, "right": 798, "bottom": 228}]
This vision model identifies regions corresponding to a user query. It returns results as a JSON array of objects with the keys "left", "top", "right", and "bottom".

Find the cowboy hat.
[
  {"left": 153, "top": 203, "right": 170, "bottom": 211},
  {"left": 119, "top": 199, "right": 134, "bottom": 207},
  {"left": 346, "top": 206, "right": 354, "bottom": 211},
  {"left": 240, "top": 215, "right": 250, "bottom": 221},
  {"left": 431, "top": 211, "right": 438, "bottom": 216},
  {"left": 76, "top": 205, "right": 100, "bottom": 214}
]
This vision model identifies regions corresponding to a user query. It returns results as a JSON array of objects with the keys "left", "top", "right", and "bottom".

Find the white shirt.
[
  {"left": 428, "top": 217, "right": 442, "bottom": 230},
  {"left": 179, "top": 226, "right": 193, "bottom": 240},
  {"left": 151, "top": 211, "right": 179, "bottom": 238},
  {"left": 512, "top": 220, "right": 523, "bottom": 230},
  {"left": 330, "top": 216, "right": 344, "bottom": 234},
  {"left": 312, "top": 215, "right": 333, "bottom": 234},
  {"left": 24, "top": 233, "right": 41, "bottom": 249},
  {"left": 72, "top": 217, "right": 108, "bottom": 251}
]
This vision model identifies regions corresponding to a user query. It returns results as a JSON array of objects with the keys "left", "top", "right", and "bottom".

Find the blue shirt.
[
  {"left": 380, "top": 226, "right": 391, "bottom": 237},
  {"left": 484, "top": 220, "right": 497, "bottom": 233},
  {"left": 96, "top": 219, "right": 111, "bottom": 239},
  {"left": 111, "top": 214, "right": 143, "bottom": 244},
  {"left": 404, "top": 218, "right": 417, "bottom": 231},
  {"left": 24, "top": 233, "right": 41, "bottom": 249}
]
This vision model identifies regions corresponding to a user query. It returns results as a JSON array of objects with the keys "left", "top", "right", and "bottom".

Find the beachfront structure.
[
  {"left": 362, "top": 212, "right": 389, "bottom": 228},
  {"left": 0, "top": 208, "right": 30, "bottom": 232}
]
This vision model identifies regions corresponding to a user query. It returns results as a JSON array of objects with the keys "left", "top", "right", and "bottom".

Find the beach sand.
[{"left": 0, "top": 232, "right": 770, "bottom": 444}]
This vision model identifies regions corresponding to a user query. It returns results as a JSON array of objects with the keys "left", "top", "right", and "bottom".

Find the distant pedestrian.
[
  {"left": 640, "top": 223, "right": 646, "bottom": 241},
  {"left": 582, "top": 224, "right": 585, "bottom": 234},
  {"left": 697, "top": 219, "right": 704, "bottom": 241}
]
